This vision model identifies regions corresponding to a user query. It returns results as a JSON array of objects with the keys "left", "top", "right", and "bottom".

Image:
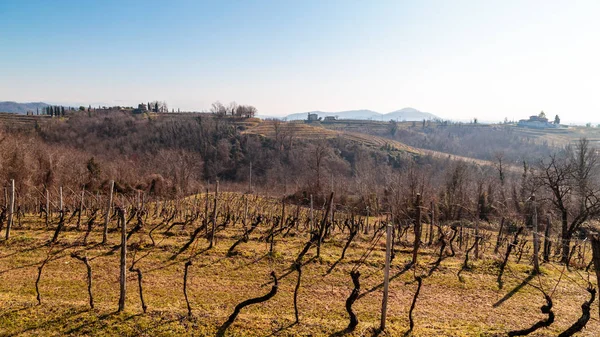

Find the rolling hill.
[
  {"left": 0, "top": 101, "right": 49, "bottom": 114},
  {"left": 241, "top": 119, "right": 500, "bottom": 168},
  {"left": 283, "top": 107, "right": 439, "bottom": 121},
  {"left": 382, "top": 107, "right": 438, "bottom": 121}
]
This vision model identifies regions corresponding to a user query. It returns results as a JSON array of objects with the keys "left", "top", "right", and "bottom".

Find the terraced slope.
[
  {"left": 513, "top": 125, "right": 600, "bottom": 145},
  {"left": 243, "top": 120, "right": 418, "bottom": 152},
  {"left": 243, "top": 120, "right": 496, "bottom": 167},
  {"left": 0, "top": 112, "right": 50, "bottom": 132}
]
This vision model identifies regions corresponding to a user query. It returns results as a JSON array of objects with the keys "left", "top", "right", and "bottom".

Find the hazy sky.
[{"left": 1, "top": 0, "right": 599, "bottom": 123}]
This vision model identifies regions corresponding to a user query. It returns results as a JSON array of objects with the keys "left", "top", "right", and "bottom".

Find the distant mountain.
[
  {"left": 0, "top": 101, "right": 50, "bottom": 114},
  {"left": 382, "top": 107, "right": 438, "bottom": 121},
  {"left": 285, "top": 109, "right": 379, "bottom": 121},
  {"left": 283, "top": 107, "right": 439, "bottom": 121}
]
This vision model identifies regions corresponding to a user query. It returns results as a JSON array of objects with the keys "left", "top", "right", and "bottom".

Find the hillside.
[
  {"left": 242, "top": 119, "right": 418, "bottom": 153},
  {"left": 284, "top": 107, "right": 439, "bottom": 121},
  {"left": 244, "top": 117, "right": 600, "bottom": 170},
  {"left": 0, "top": 111, "right": 517, "bottom": 173},
  {"left": 242, "top": 119, "right": 499, "bottom": 168},
  {"left": 0, "top": 101, "right": 49, "bottom": 114},
  {"left": 318, "top": 119, "right": 584, "bottom": 164},
  {"left": 0, "top": 110, "right": 582, "bottom": 171}
]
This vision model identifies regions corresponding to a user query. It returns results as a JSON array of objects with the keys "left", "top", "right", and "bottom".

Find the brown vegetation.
[{"left": 0, "top": 111, "right": 599, "bottom": 336}]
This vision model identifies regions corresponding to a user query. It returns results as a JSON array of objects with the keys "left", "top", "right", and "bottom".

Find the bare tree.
[
  {"left": 210, "top": 101, "right": 227, "bottom": 116},
  {"left": 149, "top": 101, "right": 168, "bottom": 113},
  {"left": 493, "top": 151, "right": 508, "bottom": 208},
  {"left": 536, "top": 138, "right": 600, "bottom": 264},
  {"left": 235, "top": 105, "right": 257, "bottom": 118},
  {"left": 272, "top": 119, "right": 284, "bottom": 151},
  {"left": 227, "top": 102, "right": 238, "bottom": 116},
  {"left": 311, "top": 139, "right": 330, "bottom": 193}
]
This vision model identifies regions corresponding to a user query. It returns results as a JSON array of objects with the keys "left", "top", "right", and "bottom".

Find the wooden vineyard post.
[
  {"left": 77, "top": 188, "right": 85, "bottom": 230},
  {"left": 102, "top": 180, "right": 114, "bottom": 244},
  {"left": 141, "top": 193, "right": 146, "bottom": 213},
  {"left": 412, "top": 193, "right": 422, "bottom": 265},
  {"left": 45, "top": 188, "right": 50, "bottom": 227},
  {"left": 203, "top": 187, "right": 209, "bottom": 235},
  {"left": 543, "top": 214, "right": 552, "bottom": 262},
  {"left": 589, "top": 233, "right": 600, "bottom": 319},
  {"left": 59, "top": 186, "right": 63, "bottom": 213},
  {"left": 310, "top": 194, "right": 314, "bottom": 232},
  {"left": 118, "top": 208, "right": 127, "bottom": 312},
  {"left": 316, "top": 193, "right": 334, "bottom": 258},
  {"left": 531, "top": 194, "right": 540, "bottom": 274},
  {"left": 475, "top": 192, "right": 480, "bottom": 260},
  {"left": 428, "top": 200, "right": 435, "bottom": 245},
  {"left": 5, "top": 179, "right": 15, "bottom": 240},
  {"left": 281, "top": 197, "right": 286, "bottom": 229},
  {"left": 209, "top": 180, "right": 219, "bottom": 248},
  {"left": 380, "top": 224, "right": 392, "bottom": 331},
  {"left": 243, "top": 194, "right": 248, "bottom": 228},
  {"left": 331, "top": 200, "right": 335, "bottom": 224},
  {"left": 365, "top": 206, "right": 370, "bottom": 234},
  {"left": 582, "top": 239, "right": 588, "bottom": 265}
]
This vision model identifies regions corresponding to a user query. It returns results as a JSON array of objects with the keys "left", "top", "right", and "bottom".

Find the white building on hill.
[{"left": 517, "top": 115, "right": 563, "bottom": 129}]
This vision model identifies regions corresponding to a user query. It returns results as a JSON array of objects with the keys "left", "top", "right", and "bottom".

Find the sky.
[{"left": 1, "top": 0, "right": 599, "bottom": 123}]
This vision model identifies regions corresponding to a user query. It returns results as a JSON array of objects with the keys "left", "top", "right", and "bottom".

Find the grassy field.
[
  {"left": 243, "top": 120, "right": 516, "bottom": 168},
  {"left": 0, "top": 209, "right": 598, "bottom": 337}
]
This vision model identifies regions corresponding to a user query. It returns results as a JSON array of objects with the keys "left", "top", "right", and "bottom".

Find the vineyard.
[
  {"left": 3, "top": 1, "right": 599, "bottom": 336},
  {"left": 0, "top": 183, "right": 599, "bottom": 337},
  {"left": 242, "top": 119, "right": 496, "bottom": 167},
  {"left": 0, "top": 113, "right": 50, "bottom": 132}
]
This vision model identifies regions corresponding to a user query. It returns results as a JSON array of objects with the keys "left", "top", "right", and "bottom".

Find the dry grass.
[
  {"left": 0, "top": 213, "right": 598, "bottom": 337},
  {"left": 242, "top": 120, "right": 532, "bottom": 169},
  {"left": 243, "top": 120, "right": 420, "bottom": 154}
]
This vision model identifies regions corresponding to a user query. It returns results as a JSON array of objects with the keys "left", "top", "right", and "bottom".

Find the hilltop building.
[
  {"left": 307, "top": 113, "right": 319, "bottom": 122},
  {"left": 517, "top": 115, "right": 563, "bottom": 129}
]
